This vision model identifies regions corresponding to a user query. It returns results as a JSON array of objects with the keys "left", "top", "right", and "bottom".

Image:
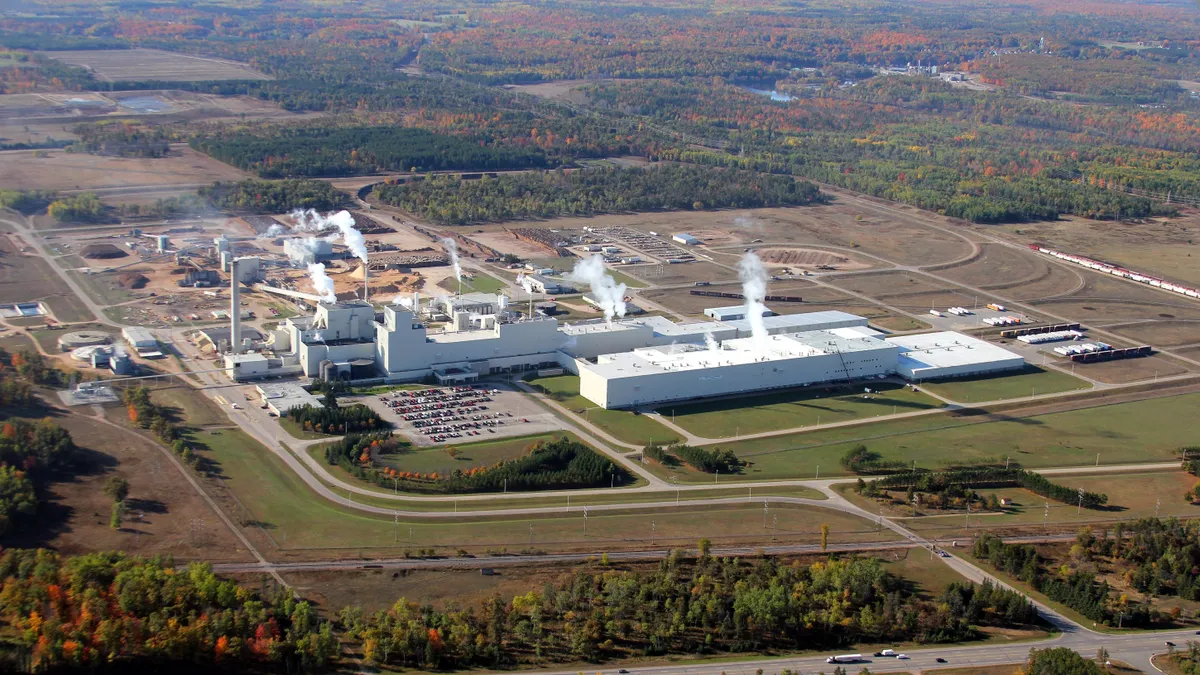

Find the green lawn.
[
  {"left": 661, "top": 382, "right": 944, "bottom": 439},
  {"left": 649, "top": 392, "right": 1200, "bottom": 483},
  {"left": 374, "top": 432, "right": 562, "bottom": 475},
  {"left": 920, "top": 365, "right": 1091, "bottom": 403},
  {"left": 839, "top": 470, "right": 1200, "bottom": 537},
  {"left": 437, "top": 271, "right": 506, "bottom": 295},
  {"left": 527, "top": 375, "right": 677, "bottom": 446},
  {"left": 279, "top": 417, "right": 335, "bottom": 440},
  {"left": 193, "top": 428, "right": 873, "bottom": 553}
]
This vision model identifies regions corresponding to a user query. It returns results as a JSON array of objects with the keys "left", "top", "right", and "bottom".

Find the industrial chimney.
[
  {"left": 363, "top": 261, "right": 369, "bottom": 304},
  {"left": 229, "top": 258, "right": 241, "bottom": 355}
]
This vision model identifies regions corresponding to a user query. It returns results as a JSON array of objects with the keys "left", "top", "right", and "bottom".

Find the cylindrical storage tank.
[
  {"left": 58, "top": 331, "right": 111, "bottom": 352},
  {"left": 319, "top": 359, "right": 336, "bottom": 382}
]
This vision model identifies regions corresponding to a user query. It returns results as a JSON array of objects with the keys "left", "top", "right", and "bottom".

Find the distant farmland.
[{"left": 40, "top": 48, "right": 271, "bottom": 82}]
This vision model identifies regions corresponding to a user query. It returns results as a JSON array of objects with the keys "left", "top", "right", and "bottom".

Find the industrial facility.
[{"left": 888, "top": 332, "right": 1026, "bottom": 381}]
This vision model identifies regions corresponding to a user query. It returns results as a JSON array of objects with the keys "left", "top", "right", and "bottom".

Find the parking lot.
[{"left": 347, "top": 383, "right": 564, "bottom": 447}]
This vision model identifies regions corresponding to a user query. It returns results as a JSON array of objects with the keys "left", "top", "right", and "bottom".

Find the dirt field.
[
  {"left": 1069, "top": 353, "right": 1190, "bottom": 384},
  {"left": 5, "top": 405, "right": 249, "bottom": 563},
  {"left": 933, "top": 243, "right": 1051, "bottom": 290},
  {"left": 0, "top": 147, "right": 248, "bottom": 191},
  {"left": 626, "top": 260, "right": 739, "bottom": 285},
  {"left": 0, "top": 236, "right": 94, "bottom": 322},
  {"left": 41, "top": 48, "right": 271, "bottom": 82},
  {"left": 828, "top": 270, "right": 952, "bottom": 298},
  {"left": 993, "top": 213, "right": 1200, "bottom": 287},
  {"left": 1102, "top": 320, "right": 1200, "bottom": 348},
  {"left": 471, "top": 230, "right": 557, "bottom": 259},
  {"left": 756, "top": 246, "right": 873, "bottom": 271}
]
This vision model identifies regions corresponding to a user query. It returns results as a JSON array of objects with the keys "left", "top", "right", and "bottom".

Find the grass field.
[
  {"left": 196, "top": 427, "right": 877, "bottom": 553},
  {"left": 374, "top": 432, "right": 557, "bottom": 474},
  {"left": 920, "top": 366, "right": 1091, "bottom": 403},
  {"left": 527, "top": 375, "right": 677, "bottom": 446},
  {"left": 839, "top": 470, "right": 1200, "bottom": 538},
  {"left": 279, "top": 417, "right": 335, "bottom": 440},
  {"left": 437, "top": 271, "right": 507, "bottom": 295},
  {"left": 660, "top": 382, "right": 944, "bottom": 438},
  {"left": 649, "top": 392, "right": 1200, "bottom": 483}
]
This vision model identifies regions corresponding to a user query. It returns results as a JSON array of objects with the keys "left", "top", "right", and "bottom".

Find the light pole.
[
  {"left": 763, "top": 499, "right": 768, "bottom": 528},
  {"left": 672, "top": 476, "right": 679, "bottom": 505},
  {"left": 394, "top": 512, "right": 399, "bottom": 543},
  {"left": 529, "top": 524, "right": 533, "bottom": 546}
]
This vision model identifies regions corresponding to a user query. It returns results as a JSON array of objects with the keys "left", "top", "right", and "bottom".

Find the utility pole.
[
  {"left": 1156, "top": 498, "right": 1161, "bottom": 519},
  {"left": 715, "top": 468, "right": 719, "bottom": 484},
  {"left": 394, "top": 512, "right": 399, "bottom": 543},
  {"left": 583, "top": 507, "right": 588, "bottom": 535},
  {"left": 763, "top": 499, "right": 768, "bottom": 528},
  {"left": 1044, "top": 501, "right": 1049, "bottom": 531},
  {"left": 772, "top": 514, "right": 777, "bottom": 541},
  {"left": 529, "top": 524, "right": 533, "bottom": 546},
  {"left": 1078, "top": 487, "right": 1084, "bottom": 514}
]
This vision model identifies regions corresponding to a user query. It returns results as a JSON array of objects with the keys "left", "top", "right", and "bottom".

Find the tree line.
[
  {"left": 286, "top": 403, "right": 383, "bottom": 435},
  {"left": 375, "top": 165, "right": 825, "bottom": 225},
  {"left": 191, "top": 126, "right": 552, "bottom": 178},
  {"left": 343, "top": 552, "right": 1036, "bottom": 670},
  {"left": 198, "top": 179, "right": 348, "bottom": 214},
  {"left": 973, "top": 532, "right": 1153, "bottom": 627},
  {"left": 327, "top": 435, "right": 632, "bottom": 494},
  {"left": 0, "top": 549, "right": 338, "bottom": 672},
  {"left": 644, "top": 442, "right": 743, "bottom": 474},
  {"left": 864, "top": 466, "right": 1109, "bottom": 509}
]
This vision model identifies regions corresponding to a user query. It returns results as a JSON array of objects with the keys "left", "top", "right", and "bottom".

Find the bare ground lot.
[
  {"left": 933, "top": 242, "right": 1052, "bottom": 290},
  {"left": 5, "top": 404, "right": 249, "bottom": 562},
  {"left": 997, "top": 260, "right": 1086, "bottom": 302},
  {"left": 1068, "top": 353, "right": 1191, "bottom": 384},
  {"left": 626, "top": 260, "right": 739, "bottom": 285},
  {"left": 0, "top": 147, "right": 248, "bottom": 191},
  {"left": 0, "top": 236, "right": 93, "bottom": 322},
  {"left": 40, "top": 48, "right": 271, "bottom": 82},
  {"left": 1101, "top": 320, "right": 1200, "bottom": 348},
  {"left": 641, "top": 280, "right": 903, "bottom": 322}
]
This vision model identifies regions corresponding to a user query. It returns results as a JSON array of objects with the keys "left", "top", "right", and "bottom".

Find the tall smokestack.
[
  {"left": 230, "top": 258, "right": 241, "bottom": 354},
  {"left": 363, "top": 262, "right": 369, "bottom": 304}
]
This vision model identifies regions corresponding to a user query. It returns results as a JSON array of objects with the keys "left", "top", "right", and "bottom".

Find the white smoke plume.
[
  {"left": 306, "top": 263, "right": 337, "bottom": 303},
  {"left": 391, "top": 295, "right": 413, "bottom": 307},
  {"left": 286, "top": 209, "right": 368, "bottom": 266},
  {"left": 704, "top": 331, "right": 719, "bottom": 352},
  {"left": 565, "top": 255, "right": 627, "bottom": 326},
  {"left": 263, "top": 223, "right": 286, "bottom": 238},
  {"left": 737, "top": 251, "right": 769, "bottom": 345},
  {"left": 733, "top": 215, "right": 764, "bottom": 230},
  {"left": 440, "top": 237, "right": 461, "bottom": 286},
  {"left": 285, "top": 236, "right": 334, "bottom": 266}
]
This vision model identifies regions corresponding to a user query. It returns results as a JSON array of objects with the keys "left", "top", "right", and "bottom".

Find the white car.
[
  {"left": 897, "top": 654, "right": 909, "bottom": 660},
  {"left": 231, "top": 403, "right": 241, "bottom": 410}
]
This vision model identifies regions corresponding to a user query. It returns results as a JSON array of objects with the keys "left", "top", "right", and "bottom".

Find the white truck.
[{"left": 826, "top": 654, "right": 863, "bottom": 664}]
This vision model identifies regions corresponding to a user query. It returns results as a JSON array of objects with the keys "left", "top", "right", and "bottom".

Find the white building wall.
[
  {"left": 896, "top": 355, "right": 1025, "bottom": 380},
  {"left": 587, "top": 348, "right": 897, "bottom": 409}
]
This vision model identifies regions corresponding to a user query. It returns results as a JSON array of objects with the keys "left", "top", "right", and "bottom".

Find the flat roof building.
[
  {"left": 673, "top": 233, "right": 700, "bottom": 245},
  {"left": 256, "top": 382, "right": 322, "bottom": 415},
  {"left": 722, "top": 310, "right": 868, "bottom": 337},
  {"left": 704, "top": 305, "right": 777, "bottom": 322},
  {"left": 887, "top": 331, "right": 1025, "bottom": 380},
  {"left": 578, "top": 327, "right": 898, "bottom": 409}
]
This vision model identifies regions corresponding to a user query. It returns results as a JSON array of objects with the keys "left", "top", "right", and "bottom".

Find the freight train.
[
  {"left": 1030, "top": 246, "right": 1200, "bottom": 300},
  {"left": 689, "top": 290, "right": 804, "bottom": 302}
]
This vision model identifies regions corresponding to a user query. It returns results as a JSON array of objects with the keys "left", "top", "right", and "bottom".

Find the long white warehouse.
[
  {"left": 887, "top": 331, "right": 1025, "bottom": 380},
  {"left": 578, "top": 328, "right": 898, "bottom": 409}
]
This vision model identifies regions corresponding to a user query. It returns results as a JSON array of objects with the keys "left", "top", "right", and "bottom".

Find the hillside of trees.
[
  {"left": 343, "top": 552, "right": 1037, "bottom": 669},
  {"left": 375, "top": 165, "right": 824, "bottom": 225},
  {"left": 191, "top": 126, "right": 551, "bottom": 178},
  {"left": 0, "top": 549, "right": 338, "bottom": 672},
  {"left": 198, "top": 179, "right": 348, "bottom": 214},
  {"left": 285, "top": 403, "right": 384, "bottom": 435}
]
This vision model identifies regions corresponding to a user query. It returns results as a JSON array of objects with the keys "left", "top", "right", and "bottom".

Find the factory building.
[
  {"left": 524, "top": 274, "right": 570, "bottom": 294},
  {"left": 121, "top": 327, "right": 163, "bottom": 358},
  {"left": 288, "top": 302, "right": 379, "bottom": 380},
  {"left": 721, "top": 310, "right": 868, "bottom": 337},
  {"left": 578, "top": 328, "right": 899, "bottom": 409},
  {"left": 704, "top": 305, "right": 777, "bottom": 322},
  {"left": 283, "top": 238, "right": 334, "bottom": 266},
  {"left": 672, "top": 233, "right": 700, "bottom": 245},
  {"left": 886, "top": 332, "right": 1025, "bottom": 380}
]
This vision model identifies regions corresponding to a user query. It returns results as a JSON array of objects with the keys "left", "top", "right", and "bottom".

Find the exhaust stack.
[{"left": 229, "top": 258, "right": 241, "bottom": 354}]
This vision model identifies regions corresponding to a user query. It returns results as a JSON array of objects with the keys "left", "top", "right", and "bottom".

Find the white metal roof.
[
  {"left": 722, "top": 310, "right": 866, "bottom": 333},
  {"left": 582, "top": 329, "right": 894, "bottom": 379},
  {"left": 886, "top": 331, "right": 1023, "bottom": 369}
]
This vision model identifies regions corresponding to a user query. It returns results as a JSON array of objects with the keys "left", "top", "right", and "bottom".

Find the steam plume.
[
  {"left": 306, "top": 263, "right": 337, "bottom": 303},
  {"left": 737, "top": 251, "right": 769, "bottom": 345},
  {"left": 704, "top": 331, "right": 719, "bottom": 352},
  {"left": 440, "top": 237, "right": 461, "bottom": 286},
  {"left": 565, "top": 255, "right": 627, "bottom": 326}
]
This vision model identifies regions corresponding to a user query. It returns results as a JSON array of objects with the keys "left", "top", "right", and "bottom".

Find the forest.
[
  {"left": 342, "top": 553, "right": 1037, "bottom": 669},
  {"left": 198, "top": 179, "right": 348, "bottom": 214},
  {"left": 644, "top": 442, "right": 743, "bottom": 474},
  {"left": 973, "top": 531, "right": 1156, "bottom": 628},
  {"left": 191, "top": 126, "right": 552, "bottom": 178},
  {"left": 374, "top": 165, "right": 824, "bottom": 225},
  {"left": 285, "top": 403, "right": 384, "bottom": 435},
  {"left": 0, "top": 350, "right": 80, "bottom": 537},
  {"left": 326, "top": 435, "right": 632, "bottom": 494},
  {"left": 0, "top": 549, "right": 338, "bottom": 672}
]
